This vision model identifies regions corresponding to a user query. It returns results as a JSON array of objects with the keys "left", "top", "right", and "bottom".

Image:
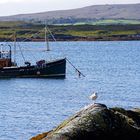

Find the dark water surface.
[{"left": 0, "top": 41, "right": 140, "bottom": 140}]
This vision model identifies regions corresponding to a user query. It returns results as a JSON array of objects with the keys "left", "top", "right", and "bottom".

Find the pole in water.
[{"left": 45, "top": 22, "right": 50, "bottom": 51}]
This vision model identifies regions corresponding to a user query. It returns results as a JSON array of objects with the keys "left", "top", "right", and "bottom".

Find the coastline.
[{"left": 0, "top": 36, "right": 140, "bottom": 42}]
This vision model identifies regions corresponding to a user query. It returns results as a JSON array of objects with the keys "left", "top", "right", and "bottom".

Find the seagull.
[{"left": 89, "top": 92, "right": 98, "bottom": 104}]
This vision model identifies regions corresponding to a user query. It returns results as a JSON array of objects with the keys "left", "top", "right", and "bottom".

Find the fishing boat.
[{"left": 0, "top": 27, "right": 66, "bottom": 79}]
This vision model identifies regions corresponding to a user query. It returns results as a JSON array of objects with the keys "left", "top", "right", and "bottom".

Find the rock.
[{"left": 30, "top": 103, "right": 140, "bottom": 140}]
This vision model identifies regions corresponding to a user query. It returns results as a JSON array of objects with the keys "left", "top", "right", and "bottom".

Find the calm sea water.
[{"left": 0, "top": 41, "right": 140, "bottom": 140}]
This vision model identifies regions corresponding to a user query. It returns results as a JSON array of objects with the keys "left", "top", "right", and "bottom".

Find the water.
[{"left": 0, "top": 41, "right": 140, "bottom": 140}]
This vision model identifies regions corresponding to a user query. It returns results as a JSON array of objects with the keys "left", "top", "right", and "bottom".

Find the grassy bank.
[{"left": 0, "top": 21, "right": 140, "bottom": 41}]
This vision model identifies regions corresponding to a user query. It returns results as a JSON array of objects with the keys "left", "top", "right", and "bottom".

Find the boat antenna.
[{"left": 45, "top": 22, "right": 50, "bottom": 51}]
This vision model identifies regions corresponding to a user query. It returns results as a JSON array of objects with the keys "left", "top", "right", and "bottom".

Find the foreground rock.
[{"left": 31, "top": 104, "right": 140, "bottom": 140}]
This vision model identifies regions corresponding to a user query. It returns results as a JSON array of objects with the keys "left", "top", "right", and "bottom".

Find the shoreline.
[{"left": 0, "top": 37, "right": 140, "bottom": 42}]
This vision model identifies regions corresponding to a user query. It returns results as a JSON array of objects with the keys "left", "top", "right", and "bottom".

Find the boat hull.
[{"left": 0, "top": 58, "right": 66, "bottom": 79}]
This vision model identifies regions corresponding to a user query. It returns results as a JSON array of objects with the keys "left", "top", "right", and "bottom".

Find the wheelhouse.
[{"left": 0, "top": 44, "right": 12, "bottom": 68}]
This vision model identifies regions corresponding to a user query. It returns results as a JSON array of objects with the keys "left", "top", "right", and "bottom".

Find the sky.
[{"left": 0, "top": 0, "right": 139, "bottom": 16}]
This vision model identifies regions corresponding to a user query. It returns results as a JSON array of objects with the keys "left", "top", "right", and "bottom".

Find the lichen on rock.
[{"left": 30, "top": 104, "right": 140, "bottom": 140}]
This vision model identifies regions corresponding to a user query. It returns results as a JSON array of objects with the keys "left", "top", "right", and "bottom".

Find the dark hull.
[{"left": 0, "top": 58, "right": 66, "bottom": 79}]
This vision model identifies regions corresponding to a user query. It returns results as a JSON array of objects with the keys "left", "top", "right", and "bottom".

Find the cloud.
[
  {"left": 0, "top": 0, "right": 38, "bottom": 4},
  {"left": 0, "top": 0, "right": 23, "bottom": 4}
]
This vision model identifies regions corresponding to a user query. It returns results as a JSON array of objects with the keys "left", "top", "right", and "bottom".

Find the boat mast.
[
  {"left": 8, "top": 45, "right": 12, "bottom": 61},
  {"left": 13, "top": 31, "right": 16, "bottom": 64},
  {"left": 45, "top": 25, "right": 50, "bottom": 51}
]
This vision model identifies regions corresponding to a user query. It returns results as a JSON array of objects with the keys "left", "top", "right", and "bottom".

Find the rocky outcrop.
[{"left": 31, "top": 104, "right": 140, "bottom": 140}]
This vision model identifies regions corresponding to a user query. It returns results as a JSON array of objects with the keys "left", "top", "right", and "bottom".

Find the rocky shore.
[
  {"left": 30, "top": 104, "right": 140, "bottom": 140},
  {"left": 1, "top": 35, "right": 140, "bottom": 42}
]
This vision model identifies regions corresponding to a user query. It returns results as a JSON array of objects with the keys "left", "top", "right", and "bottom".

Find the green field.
[
  {"left": 0, "top": 21, "right": 140, "bottom": 41},
  {"left": 55, "top": 19, "right": 140, "bottom": 26}
]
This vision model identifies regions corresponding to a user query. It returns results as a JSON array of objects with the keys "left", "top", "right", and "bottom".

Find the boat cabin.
[{"left": 0, "top": 44, "right": 12, "bottom": 68}]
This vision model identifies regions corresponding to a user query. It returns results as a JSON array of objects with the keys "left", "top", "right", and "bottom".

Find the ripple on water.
[{"left": 0, "top": 41, "right": 140, "bottom": 139}]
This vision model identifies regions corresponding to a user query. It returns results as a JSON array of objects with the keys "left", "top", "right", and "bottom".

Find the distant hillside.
[{"left": 0, "top": 4, "right": 140, "bottom": 24}]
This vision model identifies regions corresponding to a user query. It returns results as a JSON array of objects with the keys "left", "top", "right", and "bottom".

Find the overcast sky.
[{"left": 0, "top": 0, "right": 139, "bottom": 16}]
